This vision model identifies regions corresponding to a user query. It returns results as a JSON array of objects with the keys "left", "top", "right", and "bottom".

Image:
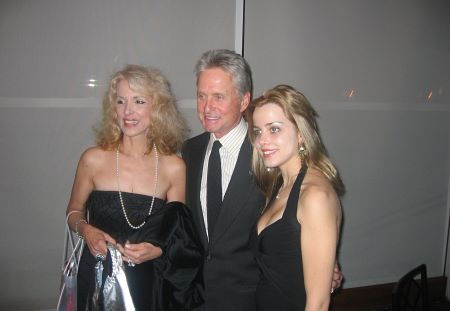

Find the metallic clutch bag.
[{"left": 89, "top": 243, "right": 135, "bottom": 311}]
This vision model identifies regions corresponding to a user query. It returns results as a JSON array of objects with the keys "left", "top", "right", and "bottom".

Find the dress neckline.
[
  {"left": 90, "top": 190, "right": 165, "bottom": 202},
  {"left": 257, "top": 218, "right": 283, "bottom": 237},
  {"left": 256, "top": 166, "right": 308, "bottom": 237}
]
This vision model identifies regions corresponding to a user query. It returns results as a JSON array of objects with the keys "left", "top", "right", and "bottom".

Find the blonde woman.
[
  {"left": 247, "top": 85, "right": 343, "bottom": 311},
  {"left": 66, "top": 65, "right": 202, "bottom": 310}
]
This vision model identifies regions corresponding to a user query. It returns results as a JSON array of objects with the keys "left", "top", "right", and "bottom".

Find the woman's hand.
[
  {"left": 80, "top": 223, "right": 115, "bottom": 258},
  {"left": 117, "top": 242, "right": 163, "bottom": 265}
]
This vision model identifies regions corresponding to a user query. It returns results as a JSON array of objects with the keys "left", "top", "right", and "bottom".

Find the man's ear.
[{"left": 240, "top": 92, "right": 251, "bottom": 112}]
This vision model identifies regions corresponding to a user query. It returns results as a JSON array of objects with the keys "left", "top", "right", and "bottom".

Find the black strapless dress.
[
  {"left": 250, "top": 167, "right": 307, "bottom": 311},
  {"left": 77, "top": 191, "right": 203, "bottom": 311}
]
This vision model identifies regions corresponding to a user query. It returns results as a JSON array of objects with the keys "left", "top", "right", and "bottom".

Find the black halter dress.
[{"left": 250, "top": 167, "right": 307, "bottom": 311}]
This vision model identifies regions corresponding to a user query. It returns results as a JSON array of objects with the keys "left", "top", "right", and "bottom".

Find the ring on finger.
[
  {"left": 127, "top": 257, "right": 135, "bottom": 267},
  {"left": 95, "top": 253, "right": 106, "bottom": 261}
]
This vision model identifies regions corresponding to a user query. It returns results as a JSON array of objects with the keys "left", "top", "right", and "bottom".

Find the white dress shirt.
[{"left": 200, "top": 118, "right": 248, "bottom": 238}]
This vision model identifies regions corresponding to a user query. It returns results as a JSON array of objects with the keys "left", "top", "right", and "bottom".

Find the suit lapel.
[
  {"left": 187, "top": 133, "right": 209, "bottom": 249},
  {"left": 209, "top": 136, "right": 253, "bottom": 245}
]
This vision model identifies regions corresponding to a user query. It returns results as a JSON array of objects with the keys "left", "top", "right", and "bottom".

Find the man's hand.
[{"left": 331, "top": 262, "right": 344, "bottom": 292}]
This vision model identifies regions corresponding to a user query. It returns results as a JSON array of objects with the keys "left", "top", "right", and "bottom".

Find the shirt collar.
[{"left": 209, "top": 118, "right": 247, "bottom": 154}]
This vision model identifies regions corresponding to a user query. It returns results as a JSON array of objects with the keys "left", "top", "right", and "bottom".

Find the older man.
[{"left": 182, "top": 49, "right": 342, "bottom": 311}]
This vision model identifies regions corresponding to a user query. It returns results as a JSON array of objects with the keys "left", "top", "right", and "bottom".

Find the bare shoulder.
[
  {"left": 299, "top": 168, "right": 341, "bottom": 217},
  {"left": 160, "top": 154, "right": 186, "bottom": 175},
  {"left": 78, "top": 146, "right": 110, "bottom": 171}
]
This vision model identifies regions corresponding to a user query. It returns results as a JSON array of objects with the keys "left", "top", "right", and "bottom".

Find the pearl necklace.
[{"left": 116, "top": 144, "right": 158, "bottom": 229}]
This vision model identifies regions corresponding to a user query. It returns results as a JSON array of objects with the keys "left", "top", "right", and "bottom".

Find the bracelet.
[
  {"left": 66, "top": 210, "right": 82, "bottom": 223},
  {"left": 75, "top": 218, "right": 88, "bottom": 239}
]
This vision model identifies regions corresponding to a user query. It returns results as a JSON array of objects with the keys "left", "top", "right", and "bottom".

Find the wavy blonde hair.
[
  {"left": 96, "top": 65, "right": 188, "bottom": 155},
  {"left": 246, "top": 84, "right": 344, "bottom": 198}
]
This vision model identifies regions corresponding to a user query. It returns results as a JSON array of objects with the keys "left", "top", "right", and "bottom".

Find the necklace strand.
[
  {"left": 275, "top": 171, "right": 303, "bottom": 199},
  {"left": 116, "top": 144, "right": 158, "bottom": 229},
  {"left": 275, "top": 184, "right": 290, "bottom": 199}
]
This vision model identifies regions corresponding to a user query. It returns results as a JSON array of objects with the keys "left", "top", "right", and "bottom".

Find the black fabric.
[
  {"left": 207, "top": 140, "right": 222, "bottom": 236},
  {"left": 250, "top": 166, "right": 308, "bottom": 311},
  {"left": 182, "top": 133, "right": 265, "bottom": 311},
  {"left": 77, "top": 191, "right": 204, "bottom": 311}
]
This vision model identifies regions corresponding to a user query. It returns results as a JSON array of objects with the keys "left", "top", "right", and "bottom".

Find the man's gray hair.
[{"left": 194, "top": 49, "right": 253, "bottom": 99}]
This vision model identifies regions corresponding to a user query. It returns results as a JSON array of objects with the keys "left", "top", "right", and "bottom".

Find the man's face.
[{"left": 196, "top": 68, "right": 249, "bottom": 138}]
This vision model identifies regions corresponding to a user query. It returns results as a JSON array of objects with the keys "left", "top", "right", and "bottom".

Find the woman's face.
[
  {"left": 114, "top": 79, "right": 152, "bottom": 138},
  {"left": 252, "top": 103, "right": 301, "bottom": 170}
]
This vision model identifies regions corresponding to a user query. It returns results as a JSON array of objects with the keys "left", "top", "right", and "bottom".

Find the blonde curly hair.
[{"left": 96, "top": 64, "right": 188, "bottom": 155}]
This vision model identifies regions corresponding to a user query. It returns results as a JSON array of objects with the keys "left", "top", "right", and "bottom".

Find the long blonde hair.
[
  {"left": 246, "top": 84, "right": 344, "bottom": 198},
  {"left": 96, "top": 65, "right": 188, "bottom": 155}
]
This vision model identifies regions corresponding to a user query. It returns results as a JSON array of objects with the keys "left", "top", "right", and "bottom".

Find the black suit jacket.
[{"left": 182, "top": 132, "right": 265, "bottom": 311}]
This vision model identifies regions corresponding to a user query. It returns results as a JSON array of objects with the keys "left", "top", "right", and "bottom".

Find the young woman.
[
  {"left": 247, "top": 85, "right": 344, "bottom": 311},
  {"left": 66, "top": 65, "right": 202, "bottom": 310}
]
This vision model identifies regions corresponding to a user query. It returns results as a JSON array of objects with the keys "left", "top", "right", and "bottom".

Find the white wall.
[
  {"left": 0, "top": 0, "right": 235, "bottom": 309},
  {"left": 446, "top": 177, "right": 450, "bottom": 297},
  {"left": 0, "top": 0, "right": 449, "bottom": 309},
  {"left": 245, "top": 0, "right": 450, "bottom": 287}
]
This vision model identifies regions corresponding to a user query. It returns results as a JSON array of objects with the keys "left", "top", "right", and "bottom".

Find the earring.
[
  {"left": 298, "top": 145, "right": 306, "bottom": 157},
  {"left": 298, "top": 145, "right": 307, "bottom": 167}
]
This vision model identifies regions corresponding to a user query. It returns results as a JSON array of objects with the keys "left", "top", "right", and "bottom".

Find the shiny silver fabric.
[{"left": 90, "top": 243, "right": 135, "bottom": 311}]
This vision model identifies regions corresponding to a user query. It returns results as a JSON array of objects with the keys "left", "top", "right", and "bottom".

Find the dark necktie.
[{"left": 207, "top": 140, "right": 222, "bottom": 237}]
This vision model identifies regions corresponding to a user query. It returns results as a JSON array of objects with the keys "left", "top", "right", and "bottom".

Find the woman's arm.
[
  {"left": 299, "top": 184, "right": 341, "bottom": 311},
  {"left": 66, "top": 148, "right": 115, "bottom": 257},
  {"left": 165, "top": 155, "right": 186, "bottom": 203}
]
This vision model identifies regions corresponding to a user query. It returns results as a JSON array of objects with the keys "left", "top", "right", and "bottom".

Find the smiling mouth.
[
  {"left": 124, "top": 120, "right": 138, "bottom": 125},
  {"left": 205, "top": 116, "right": 220, "bottom": 121},
  {"left": 261, "top": 149, "right": 277, "bottom": 157},
  {"left": 204, "top": 111, "right": 221, "bottom": 118}
]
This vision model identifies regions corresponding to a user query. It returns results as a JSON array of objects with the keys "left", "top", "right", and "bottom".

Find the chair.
[{"left": 392, "top": 264, "right": 429, "bottom": 311}]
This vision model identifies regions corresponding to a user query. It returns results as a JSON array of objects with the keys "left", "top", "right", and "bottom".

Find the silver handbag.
[{"left": 89, "top": 243, "right": 135, "bottom": 311}]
